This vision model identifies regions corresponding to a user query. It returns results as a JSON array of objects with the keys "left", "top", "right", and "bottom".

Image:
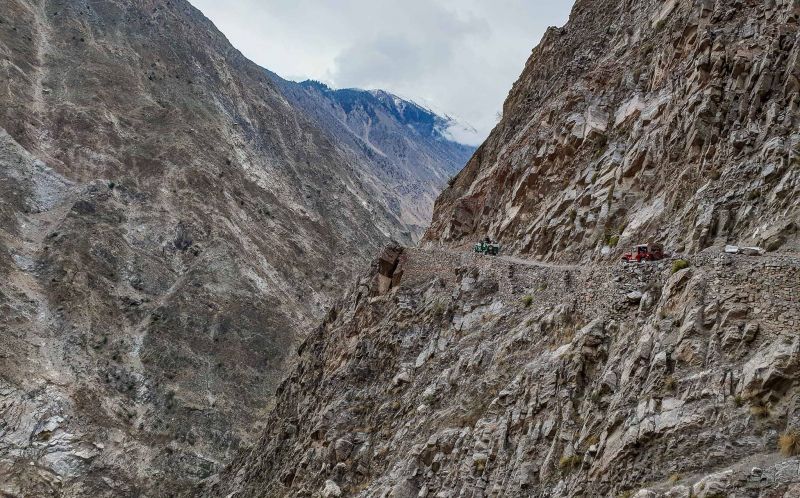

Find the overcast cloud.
[{"left": 189, "top": 1, "right": 572, "bottom": 145}]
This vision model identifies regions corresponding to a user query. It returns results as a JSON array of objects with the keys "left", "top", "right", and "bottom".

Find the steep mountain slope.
[
  {"left": 0, "top": 0, "right": 425, "bottom": 495},
  {"left": 268, "top": 75, "right": 475, "bottom": 240},
  {"left": 209, "top": 0, "right": 800, "bottom": 496},
  {"left": 210, "top": 249, "right": 799, "bottom": 497},
  {"left": 426, "top": 0, "right": 799, "bottom": 261}
]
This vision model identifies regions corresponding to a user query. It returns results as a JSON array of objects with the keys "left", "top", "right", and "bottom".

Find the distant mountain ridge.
[
  {"left": 300, "top": 80, "right": 475, "bottom": 149},
  {"left": 269, "top": 74, "right": 476, "bottom": 240}
]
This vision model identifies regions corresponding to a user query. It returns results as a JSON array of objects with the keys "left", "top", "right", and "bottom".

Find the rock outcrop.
[{"left": 426, "top": 0, "right": 800, "bottom": 262}]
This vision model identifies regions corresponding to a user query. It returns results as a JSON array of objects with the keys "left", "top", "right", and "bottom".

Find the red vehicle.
[{"left": 622, "top": 243, "right": 665, "bottom": 262}]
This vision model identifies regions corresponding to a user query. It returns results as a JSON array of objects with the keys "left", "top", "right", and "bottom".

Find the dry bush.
[
  {"left": 779, "top": 431, "right": 800, "bottom": 456},
  {"left": 559, "top": 454, "right": 582, "bottom": 471},
  {"left": 750, "top": 402, "right": 770, "bottom": 419}
]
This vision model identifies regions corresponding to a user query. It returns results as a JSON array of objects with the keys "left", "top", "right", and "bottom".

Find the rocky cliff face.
[
  {"left": 210, "top": 248, "right": 799, "bottom": 497},
  {"left": 0, "top": 0, "right": 445, "bottom": 495},
  {"left": 267, "top": 76, "right": 475, "bottom": 240},
  {"left": 209, "top": 0, "right": 800, "bottom": 496},
  {"left": 426, "top": 0, "right": 799, "bottom": 261}
]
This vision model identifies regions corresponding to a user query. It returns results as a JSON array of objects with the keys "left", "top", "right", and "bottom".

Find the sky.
[{"left": 189, "top": 1, "right": 573, "bottom": 145}]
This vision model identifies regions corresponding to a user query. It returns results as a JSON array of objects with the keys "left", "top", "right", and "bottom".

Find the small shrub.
[
  {"left": 521, "top": 295, "right": 533, "bottom": 308},
  {"left": 583, "top": 434, "right": 600, "bottom": 448},
  {"left": 733, "top": 395, "right": 744, "bottom": 407},
  {"left": 671, "top": 259, "right": 690, "bottom": 274},
  {"left": 559, "top": 454, "right": 582, "bottom": 471},
  {"left": 608, "top": 234, "right": 620, "bottom": 248},
  {"left": 669, "top": 473, "right": 682, "bottom": 484},
  {"left": 525, "top": 318, "right": 535, "bottom": 327},
  {"left": 448, "top": 176, "right": 457, "bottom": 187},
  {"left": 664, "top": 376, "right": 677, "bottom": 392},
  {"left": 750, "top": 402, "right": 770, "bottom": 419},
  {"left": 617, "top": 492, "right": 633, "bottom": 498},
  {"left": 432, "top": 300, "right": 446, "bottom": 319},
  {"left": 779, "top": 431, "right": 800, "bottom": 456}
]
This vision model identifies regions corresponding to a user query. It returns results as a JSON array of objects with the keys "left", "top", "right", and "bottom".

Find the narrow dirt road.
[
  {"left": 421, "top": 243, "right": 582, "bottom": 271},
  {"left": 495, "top": 254, "right": 580, "bottom": 270}
]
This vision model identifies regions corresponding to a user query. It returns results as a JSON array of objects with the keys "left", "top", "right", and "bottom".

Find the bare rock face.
[
  {"left": 0, "top": 0, "right": 446, "bottom": 495},
  {"left": 425, "top": 0, "right": 800, "bottom": 261},
  {"left": 209, "top": 249, "right": 800, "bottom": 497}
]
